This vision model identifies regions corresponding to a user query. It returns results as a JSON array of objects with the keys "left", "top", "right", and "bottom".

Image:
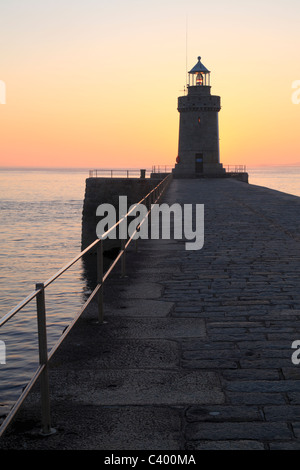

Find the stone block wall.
[{"left": 81, "top": 177, "right": 158, "bottom": 251}]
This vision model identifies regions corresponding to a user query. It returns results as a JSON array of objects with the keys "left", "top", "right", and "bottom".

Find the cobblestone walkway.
[
  {"left": 156, "top": 178, "right": 300, "bottom": 449},
  {"left": 1, "top": 178, "right": 300, "bottom": 450}
]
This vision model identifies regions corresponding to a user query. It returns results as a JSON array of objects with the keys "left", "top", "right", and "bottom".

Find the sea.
[{"left": 0, "top": 165, "right": 299, "bottom": 407}]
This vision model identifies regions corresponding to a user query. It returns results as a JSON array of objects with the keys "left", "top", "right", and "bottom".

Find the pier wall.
[
  {"left": 172, "top": 171, "right": 249, "bottom": 183},
  {"left": 81, "top": 177, "right": 159, "bottom": 251}
]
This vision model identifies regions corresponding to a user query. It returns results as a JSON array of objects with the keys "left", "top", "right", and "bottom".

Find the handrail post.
[
  {"left": 35, "top": 283, "right": 55, "bottom": 436},
  {"left": 148, "top": 192, "right": 153, "bottom": 227},
  {"left": 121, "top": 239, "right": 126, "bottom": 277},
  {"left": 97, "top": 240, "right": 104, "bottom": 323},
  {"left": 148, "top": 192, "right": 152, "bottom": 212}
]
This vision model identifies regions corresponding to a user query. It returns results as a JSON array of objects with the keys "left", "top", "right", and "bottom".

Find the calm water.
[
  {"left": 0, "top": 168, "right": 89, "bottom": 405},
  {"left": 248, "top": 165, "right": 300, "bottom": 197},
  {"left": 0, "top": 165, "right": 299, "bottom": 406}
]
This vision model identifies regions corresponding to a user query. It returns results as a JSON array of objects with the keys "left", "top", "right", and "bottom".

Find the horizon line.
[{"left": 1, "top": 163, "right": 300, "bottom": 171}]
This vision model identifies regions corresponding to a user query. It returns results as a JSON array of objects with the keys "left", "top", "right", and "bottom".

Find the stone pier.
[{"left": 1, "top": 178, "right": 300, "bottom": 450}]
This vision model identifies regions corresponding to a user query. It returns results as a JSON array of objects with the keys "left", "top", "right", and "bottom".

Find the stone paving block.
[
  {"left": 186, "top": 440, "right": 265, "bottom": 450},
  {"left": 226, "top": 392, "right": 286, "bottom": 405},
  {"left": 182, "top": 359, "right": 239, "bottom": 369},
  {"left": 209, "top": 333, "right": 267, "bottom": 342},
  {"left": 268, "top": 333, "right": 300, "bottom": 341},
  {"left": 237, "top": 340, "right": 293, "bottom": 350},
  {"left": 208, "top": 321, "right": 264, "bottom": 328},
  {"left": 185, "top": 422, "right": 292, "bottom": 441},
  {"left": 269, "top": 441, "right": 300, "bottom": 450},
  {"left": 105, "top": 299, "right": 175, "bottom": 317},
  {"left": 282, "top": 368, "right": 300, "bottom": 380},
  {"left": 101, "top": 316, "right": 207, "bottom": 340},
  {"left": 43, "top": 369, "right": 226, "bottom": 406},
  {"left": 249, "top": 327, "right": 296, "bottom": 335},
  {"left": 0, "top": 405, "right": 182, "bottom": 450},
  {"left": 239, "top": 358, "right": 292, "bottom": 369},
  {"left": 222, "top": 300, "right": 271, "bottom": 306},
  {"left": 89, "top": 339, "right": 180, "bottom": 369},
  {"left": 182, "top": 349, "right": 242, "bottom": 360},
  {"left": 185, "top": 405, "right": 263, "bottom": 422},
  {"left": 172, "top": 310, "right": 222, "bottom": 318},
  {"left": 207, "top": 327, "right": 247, "bottom": 335},
  {"left": 181, "top": 340, "right": 237, "bottom": 350},
  {"left": 225, "top": 380, "right": 300, "bottom": 393},
  {"left": 292, "top": 423, "right": 300, "bottom": 438},
  {"left": 256, "top": 349, "right": 293, "bottom": 359},
  {"left": 221, "top": 369, "right": 280, "bottom": 381},
  {"left": 287, "top": 393, "right": 300, "bottom": 404},
  {"left": 119, "top": 282, "right": 163, "bottom": 299},
  {"left": 264, "top": 406, "right": 300, "bottom": 421}
]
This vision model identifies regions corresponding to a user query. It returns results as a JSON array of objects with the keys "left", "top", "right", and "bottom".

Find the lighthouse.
[{"left": 173, "top": 56, "right": 225, "bottom": 178}]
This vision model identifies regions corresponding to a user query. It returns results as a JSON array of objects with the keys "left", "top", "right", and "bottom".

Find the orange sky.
[{"left": 0, "top": 0, "right": 300, "bottom": 169}]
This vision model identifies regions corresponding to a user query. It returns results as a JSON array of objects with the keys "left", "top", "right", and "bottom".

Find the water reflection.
[{"left": 0, "top": 169, "right": 89, "bottom": 405}]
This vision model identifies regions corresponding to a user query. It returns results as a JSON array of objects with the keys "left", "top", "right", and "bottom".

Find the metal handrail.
[
  {"left": 225, "top": 165, "right": 247, "bottom": 173},
  {"left": 0, "top": 290, "right": 39, "bottom": 328},
  {"left": 0, "top": 173, "right": 173, "bottom": 438},
  {"left": 151, "top": 165, "right": 173, "bottom": 174},
  {"left": 89, "top": 169, "right": 149, "bottom": 178}
]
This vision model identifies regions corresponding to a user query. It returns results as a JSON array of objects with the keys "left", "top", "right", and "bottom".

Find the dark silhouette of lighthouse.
[{"left": 173, "top": 56, "right": 225, "bottom": 178}]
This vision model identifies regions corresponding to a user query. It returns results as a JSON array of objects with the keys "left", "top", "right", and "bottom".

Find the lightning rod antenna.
[{"left": 185, "top": 14, "right": 188, "bottom": 89}]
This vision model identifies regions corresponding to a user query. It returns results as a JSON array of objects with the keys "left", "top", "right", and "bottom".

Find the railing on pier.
[
  {"left": 89, "top": 168, "right": 149, "bottom": 178},
  {"left": 225, "top": 165, "right": 247, "bottom": 173},
  {"left": 151, "top": 165, "right": 173, "bottom": 174},
  {"left": 0, "top": 174, "right": 173, "bottom": 438}
]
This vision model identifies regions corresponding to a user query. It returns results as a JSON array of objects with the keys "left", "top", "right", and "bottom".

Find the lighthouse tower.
[{"left": 173, "top": 56, "right": 225, "bottom": 178}]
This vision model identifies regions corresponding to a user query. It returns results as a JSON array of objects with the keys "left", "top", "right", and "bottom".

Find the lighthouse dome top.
[
  {"left": 187, "top": 56, "right": 211, "bottom": 87},
  {"left": 188, "top": 56, "right": 210, "bottom": 75}
]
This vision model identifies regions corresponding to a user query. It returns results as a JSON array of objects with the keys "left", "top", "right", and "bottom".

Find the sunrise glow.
[{"left": 0, "top": 0, "right": 300, "bottom": 169}]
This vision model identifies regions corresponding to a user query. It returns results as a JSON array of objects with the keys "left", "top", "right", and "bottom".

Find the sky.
[{"left": 0, "top": 0, "right": 300, "bottom": 169}]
